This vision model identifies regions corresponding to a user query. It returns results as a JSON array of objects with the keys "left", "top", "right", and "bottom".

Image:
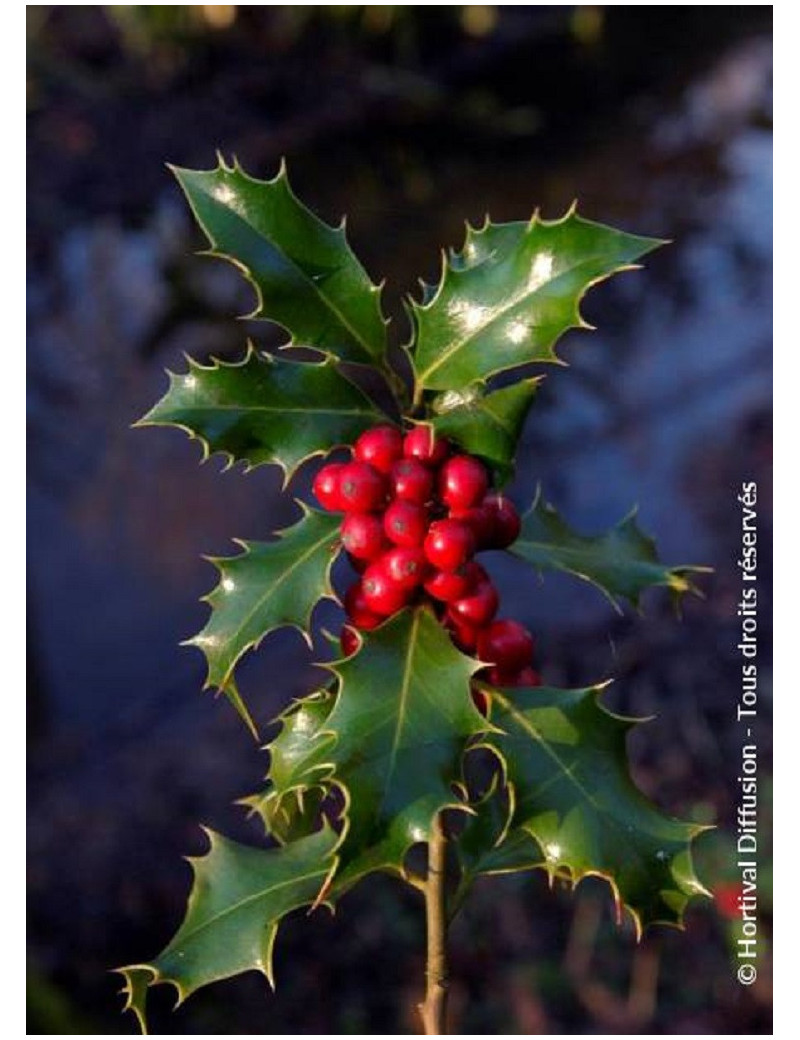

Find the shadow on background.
[{"left": 28, "top": 6, "right": 771, "bottom": 1034}]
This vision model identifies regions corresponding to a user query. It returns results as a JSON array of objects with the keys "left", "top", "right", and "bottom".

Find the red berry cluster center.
[{"left": 313, "top": 425, "right": 540, "bottom": 705}]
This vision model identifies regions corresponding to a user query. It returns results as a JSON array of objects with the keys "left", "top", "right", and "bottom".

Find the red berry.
[
  {"left": 439, "top": 455, "right": 489, "bottom": 511},
  {"left": 403, "top": 425, "right": 449, "bottom": 466},
  {"left": 452, "top": 503, "right": 496, "bottom": 549},
  {"left": 343, "top": 581, "right": 383, "bottom": 630},
  {"left": 449, "top": 579, "right": 499, "bottom": 627},
  {"left": 340, "top": 625, "right": 361, "bottom": 657},
  {"left": 390, "top": 459, "right": 435, "bottom": 505},
  {"left": 462, "top": 560, "right": 489, "bottom": 585},
  {"left": 354, "top": 425, "right": 404, "bottom": 475},
  {"left": 383, "top": 547, "right": 428, "bottom": 591},
  {"left": 384, "top": 500, "right": 429, "bottom": 548},
  {"left": 486, "top": 665, "right": 541, "bottom": 687},
  {"left": 483, "top": 492, "right": 521, "bottom": 549},
  {"left": 445, "top": 613, "right": 481, "bottom": 653},
  {"left": 424, "top": 518, "right": 476, "bottom": 572},
  {"left": 486, "top": 666, "right": 516, "bottom": 687},
  {"left": 338, "top": 462, "right": 387, "bottom": 513},
  {"left": 478, "top": 619, "right": 535, "bottom": 673},
  {"left": 340, "top": 513, "right": 387, "bottom": 561},
  {"left": 313, "top": 462, "right": 345, "bottom": 511},
  {"left": 424, "top": 565, "right": 475, "bottom": 603},
  {"left": 515, "top": 666, "right": 541, "bottom": 687},
  {"left": 362, "top": 562, "right": 410, "bottom": 616}
]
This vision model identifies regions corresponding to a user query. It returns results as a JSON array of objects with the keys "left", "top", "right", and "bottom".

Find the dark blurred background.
[{"left": 27, "top": 6, "right": 772, "bottom": 1034}]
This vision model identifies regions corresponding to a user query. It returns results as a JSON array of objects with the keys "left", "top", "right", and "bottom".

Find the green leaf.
[
  {"left": 512, "top": 489, "right": 706, "bottom": 609},
  {"left": 430, "top": 378, "right": 541, "bottom": 484},
  {"left": 118, "top": 966, "right": 154, "bottom": 1036},
  {"left": 322, "top": 607, "right": 490, "bottom": 893},
  {"left": 243, "top": 786, "right": 327, "bottom": 846},
  {"left": 171, "top": 159, "right": 387, "bottom": 366},
  {"left": 450, "top": 772, "right": 519, "bottom": 913},
  {"left": 187, "top": 507, "right": 341, "bottom": 693},
  {"left": 264, "top": 689, "right": 337, "bottom": 797},
  {"left": 137, "top": 347, "right": 386, "bottom": 484},
  {"left": 412, "top": 209, "right": 663, "bottom": 390},
  {"left": 117, "top": 825, "right": 338, "bottom": 1033},
  {"left": 242, "top": 689, "right": 336, "bottom": 844},
  {"left": 474, "top": 683, "right": 710, "bottom": 935}
]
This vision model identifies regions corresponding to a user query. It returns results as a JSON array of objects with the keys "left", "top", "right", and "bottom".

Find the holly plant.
[{"left": 118, "top": 158, "right": 710, "bottom": 1035}]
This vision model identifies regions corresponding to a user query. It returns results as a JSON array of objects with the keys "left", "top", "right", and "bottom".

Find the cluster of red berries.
[{"left": 313, "top": 424, "right": 540, "bottom": 703}]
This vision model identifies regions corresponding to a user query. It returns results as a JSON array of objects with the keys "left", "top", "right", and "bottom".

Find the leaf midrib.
[
  {"left": 494, "top": 692, "right": 604, "bottom": 815},
  {"left": 168, "top": 866, "right": 329, "bottom": 950},
  {"left": 377, "top": 610, "right": 420, "bottom": 820},
  {"left": 514, "top": 533, "right": 668, "bottom": 580},
  {"left": 479, "top": 398, "right": 516, "bottom": 438}
]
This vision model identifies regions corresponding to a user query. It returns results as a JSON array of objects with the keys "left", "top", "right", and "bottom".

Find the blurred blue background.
[{"left": 28, "top": 6, "right": 771, "bottom": 1033}]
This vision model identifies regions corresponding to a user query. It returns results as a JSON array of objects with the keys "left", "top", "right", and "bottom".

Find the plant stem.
[
  {"left": 411, "top": 380, "right": 424, "bottom": 415},
  {"left": 419, "top": 815, "right": 448, "bottom": 1036}
]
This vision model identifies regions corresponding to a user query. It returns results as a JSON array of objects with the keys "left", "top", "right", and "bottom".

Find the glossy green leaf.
[
  {"left": 473, "top": 683, "right": 710, "bottom": 935},
  {"left": 242, "top": 689, "right": 336, "bottom": 844},
  {"left": 430, "top": 378, "right": 541, "bottom": 484},
  {"left": 322, "top": 607, "right": 490, "bottom": 893},
  {"left": 243, "top": 787, "right": 327, "bottom": 846},
  {"left": 265, "top": 689, "right": 337, "bottom": 796},
  {"left": 171, "top": 159, "right": 387, "bottom": 366},
  {"left": 450, "top": 772, "right": 521, "bottom": 915},
  {"left": 118, "top": 967, "right": 152, "bottom": 1036},
  {"left": 137, "top": 348, "right": 386, "bottom": 484},
  {"left": 187, "top": 507, "right": 341, "bottom": 693},
  {"left": 412, "top": 210, "right": 663, "bottom": 390},
  {"left": 117, "top": 825, "right": 338, "bottom": 1033},
  {"left": 512, "top": 490, "right": 705, "bottom": 609}
]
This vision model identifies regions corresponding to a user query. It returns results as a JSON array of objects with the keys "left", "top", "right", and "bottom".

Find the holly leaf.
[
  {"left": 187, "top": 507, "right": 341, "bottom": 694},
  {"left": 322, "top": 607, "right": 490, "bottom": 893},
  {"left": 412, "top": 210, "right": 663, "bottom": 390},
  {"left": 263, "top": 689, "right": 337, "bottom": 797},
  {"left": 117, "top": 825, "right": 338, "bottom": 1033},
  {"left": 242, "top": 689, "right": 336, "bottom": 844},
  {"left": 473, "top": 683, "right": 710, "bottom": 935},
  {"left": 243, "top": 787, "right": 327, "bottom": 846},
  {"left": 449, "top": 772, "right": 518, "bottom": 910},
  {"left": 137, "top": 348, "right": 386, "bottom": 484},
  {"left": 512, "top": 491, "right": 707, "bottom": 610},
  {"left": 118, "top": 966, "right": 152, "bottom": 1036},
  {"left": 430, "top": 378, "right": 541, "bottom": 484},
  {"left": 171, "top": 159, "right": 387, "bottom": 367},
  {"left": 512, "top": 489, "right": 706, "bottom": 610}
]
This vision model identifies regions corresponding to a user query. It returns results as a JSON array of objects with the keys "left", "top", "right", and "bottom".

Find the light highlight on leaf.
[{"left": 412, "top": 210, "right": 664, "bottom": 390}]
